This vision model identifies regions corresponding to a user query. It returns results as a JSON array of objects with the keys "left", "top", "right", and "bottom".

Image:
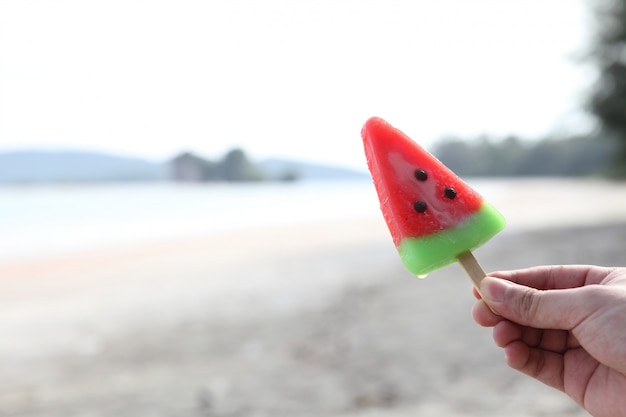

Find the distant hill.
[
  {"left": 0, "top": 150, "right": 368, "bottom": 183},
  {"left": 260, "top": 158, "right": 369, "bottom": 181},
  {"left": 0, "top": 150, "right": 167, "bottom": 183}
]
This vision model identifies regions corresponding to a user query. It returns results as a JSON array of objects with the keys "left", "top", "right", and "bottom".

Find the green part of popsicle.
[{"left": 398, "top": 202, "right": 505, "bottom": 276}]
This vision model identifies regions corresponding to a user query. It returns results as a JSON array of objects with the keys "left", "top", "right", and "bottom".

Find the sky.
[{"left": 0, "top": 0, "right": 594, "bottom": 170}]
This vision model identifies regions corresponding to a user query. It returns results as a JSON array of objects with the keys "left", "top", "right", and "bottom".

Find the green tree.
[
  {"left": 587, "top": 0, "right": 626, "bottom": 177},
  {"left": 220, "top": 148, "right": 263, "bottom": 182}
]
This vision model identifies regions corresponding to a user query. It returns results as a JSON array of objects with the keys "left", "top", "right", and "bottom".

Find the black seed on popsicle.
[
  {"left": 444, "top": 187, "right": 457, "bottom": 199},
  {"left": 414, "top": 169, "right": 428, "bottom": 181},
  {"left": 413, "top": 200, "right": 427, "bottom": 213}
]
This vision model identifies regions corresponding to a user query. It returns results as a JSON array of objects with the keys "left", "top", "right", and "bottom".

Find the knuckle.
[{"left": 513, "top": 287, "right": 541, "bottom": 324}]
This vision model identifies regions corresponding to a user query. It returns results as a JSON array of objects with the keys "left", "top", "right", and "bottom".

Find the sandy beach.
[{"left": 2, "top": 179, "right": 626, "bottom": 417}]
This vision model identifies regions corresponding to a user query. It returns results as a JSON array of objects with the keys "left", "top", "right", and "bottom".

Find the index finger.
[{"left": 489, "top": 265, "right": 613, "bottom": 290}]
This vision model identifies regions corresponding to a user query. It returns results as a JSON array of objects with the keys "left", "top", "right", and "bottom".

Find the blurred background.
[{"left": 1, "top": 1, "right": 626, "bottom": 416}]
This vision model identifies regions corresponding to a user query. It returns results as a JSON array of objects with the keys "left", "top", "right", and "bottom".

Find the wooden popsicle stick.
[{"left": 457, "top": 250, "right": 487, "bottom": 290}]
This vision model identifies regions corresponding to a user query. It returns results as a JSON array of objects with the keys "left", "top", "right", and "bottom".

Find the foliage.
[
  {"left": 170, "top": 148, "right": 263, "bottom": 182},
  {"left": 587, "top": 0, "right": 626, "bottom": 177},
  {"left": 433, "top": 134, "right": 614, "bottom": 177},
  {"left": 169, "top": 150, "right": 369, "bottom": 182}
]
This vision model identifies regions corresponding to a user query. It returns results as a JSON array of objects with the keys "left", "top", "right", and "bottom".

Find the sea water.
[
  {"left": 0, "top": 180, "right": 383, "bottom": 262},
  {"left": 0, "top": 178, "right": 520, "bottom": 263}
]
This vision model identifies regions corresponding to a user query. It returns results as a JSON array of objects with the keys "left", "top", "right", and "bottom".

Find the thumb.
[{"left": 479, "top": 276, "right": 590, "bottom": 330}]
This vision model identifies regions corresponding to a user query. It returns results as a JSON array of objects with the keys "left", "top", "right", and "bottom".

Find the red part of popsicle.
[{"left": 362, "top": 117, "right": 484, "bottom": 247}]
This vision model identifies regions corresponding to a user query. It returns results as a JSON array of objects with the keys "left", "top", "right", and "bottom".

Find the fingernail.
[{"left": 480, "top": 277, "right": 510, "bottom": 302}]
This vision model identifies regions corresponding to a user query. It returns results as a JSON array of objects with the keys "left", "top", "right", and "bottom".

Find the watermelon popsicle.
[{"left": 361, "top": 117, "right": 506, "bottom": 287}]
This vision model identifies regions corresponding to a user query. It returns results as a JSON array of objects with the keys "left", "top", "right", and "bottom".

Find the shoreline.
[{"left": 3, "top": 177, "right": 626, "bottom": 266}]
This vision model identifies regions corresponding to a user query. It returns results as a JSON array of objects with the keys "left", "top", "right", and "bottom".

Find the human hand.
[{"left": 472, "top": 265, "right": 626, "bottom": 417}]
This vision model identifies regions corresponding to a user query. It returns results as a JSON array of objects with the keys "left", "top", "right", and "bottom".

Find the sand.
[{"left": 2, "top": 179, "right": 626, "bottom": 417}]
